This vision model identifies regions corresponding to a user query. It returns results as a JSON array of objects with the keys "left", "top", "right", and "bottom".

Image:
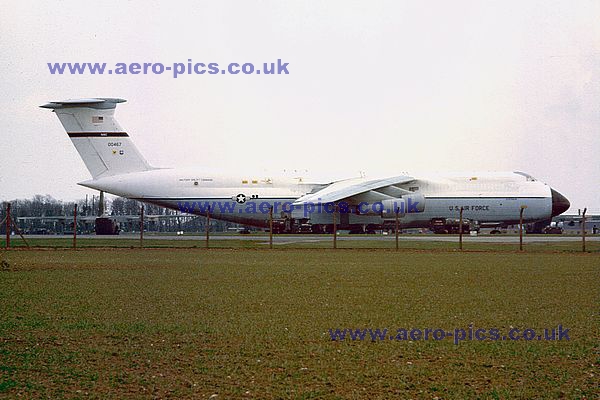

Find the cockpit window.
[{"left": 514, "top": 171, "right": 536, "bottom": 181}]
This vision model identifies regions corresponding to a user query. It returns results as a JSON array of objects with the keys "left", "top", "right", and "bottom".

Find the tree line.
[{"left": 0, "top": 195, "right": 238, "bottom": 234}]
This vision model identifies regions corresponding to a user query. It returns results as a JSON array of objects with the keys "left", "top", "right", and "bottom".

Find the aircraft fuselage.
[{"left": 80, "top": 169, "right": 566, "bottom": 231}]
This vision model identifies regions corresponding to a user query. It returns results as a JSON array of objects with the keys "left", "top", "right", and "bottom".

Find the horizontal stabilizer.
[{"left": 40, "top": 98, "right": 126, "bottom": 110}]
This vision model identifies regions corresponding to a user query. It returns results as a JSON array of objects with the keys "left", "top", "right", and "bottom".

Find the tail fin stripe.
[{"left": 67, "top": 132, "right": 129, "bottom": 138}]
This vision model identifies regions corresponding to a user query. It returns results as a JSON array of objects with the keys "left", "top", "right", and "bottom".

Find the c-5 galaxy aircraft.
[{"left": 41, "top": 98, "right": 570, "bottom": 233}]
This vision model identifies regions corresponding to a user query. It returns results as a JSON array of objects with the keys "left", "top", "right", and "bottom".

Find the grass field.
[{"left": 0, "top": 248, "right": 598, "bottom": 398}]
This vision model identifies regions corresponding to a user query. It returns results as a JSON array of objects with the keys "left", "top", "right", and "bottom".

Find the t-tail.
[{"left": 40, "top": 98, "right": 153, "bottom": 179}]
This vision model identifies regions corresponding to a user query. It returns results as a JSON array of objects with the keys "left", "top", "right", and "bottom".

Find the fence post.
[
  {"left": 582, "top": 207, "right": 587, "bottom": 252},
  {"left": 269, "top": 206, "right": 273, "bottom": 250},
  {"left": 333, "top": 204, "right": 337, "bottom": 249},
  {"left": 73, "top": 204, "right": 77, "bottom": 250},
  {"left": 139, "top": 204, "right": 144, "bottom": 248},
  {"left": 459, "top": 207, "right": 464, "bottom": 251},
  {"left": 205, "top": 206, "right": 210, "bottom": 249},
  {"left": 395, "top": 208, "right": 399, "bottom": 251},
  {"left": 5, "top": 203, "right": 11, "bottom": 249},
  {"left": 519, "top": 205, "right": 527, "bottom": 251}
]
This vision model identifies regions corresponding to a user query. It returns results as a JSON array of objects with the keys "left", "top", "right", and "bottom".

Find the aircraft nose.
[{"left": 551, "top": 189, "right": 570, "bottom": 217}]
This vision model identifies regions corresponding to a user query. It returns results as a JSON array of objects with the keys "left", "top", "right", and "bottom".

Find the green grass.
[{"left": 0, "top": 249, "right": 598, "bottom": 398}]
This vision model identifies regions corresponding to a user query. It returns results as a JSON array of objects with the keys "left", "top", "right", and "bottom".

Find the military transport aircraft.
[{"left": 41, "top": 98, "right": 570, "bottom": 233}]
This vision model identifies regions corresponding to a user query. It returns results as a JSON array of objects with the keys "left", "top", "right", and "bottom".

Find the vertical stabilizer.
[{"left": 41, "top": 98, "right": 152, "bottom": 179}]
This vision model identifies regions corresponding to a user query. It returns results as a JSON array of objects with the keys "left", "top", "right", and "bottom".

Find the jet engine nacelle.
[
  {"left": 357, "top": 194, "right": 425, "bottom": 217},
  {"left": 380, "top": 193, "right": 426, "bottom": 218}
]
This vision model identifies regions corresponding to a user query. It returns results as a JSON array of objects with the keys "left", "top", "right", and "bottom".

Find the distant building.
[{"left": 552, "top": 214, "right": 600, "bottom": 235}]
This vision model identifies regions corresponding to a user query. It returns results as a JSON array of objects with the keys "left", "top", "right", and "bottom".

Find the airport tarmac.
[{"left": 21, "top": 233, "right": 600, "bottom": 244}]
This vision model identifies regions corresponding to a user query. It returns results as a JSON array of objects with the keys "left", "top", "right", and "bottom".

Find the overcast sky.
[{"left": 0, "top": 0, "right": 598, "bottom": 212}]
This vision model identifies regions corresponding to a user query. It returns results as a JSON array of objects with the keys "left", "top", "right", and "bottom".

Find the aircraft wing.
[
  {"left": 293, "top": 175, "right": 415, "bottom": 205},
  {"left": 95, "top": 215, "right": 194, "bottom": 222},
  {"left": 16, "top": 216, "right": 97, "bottom": 222},
  {"left": 16, "top": 215, "right": 197, "bottom": 223}
]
